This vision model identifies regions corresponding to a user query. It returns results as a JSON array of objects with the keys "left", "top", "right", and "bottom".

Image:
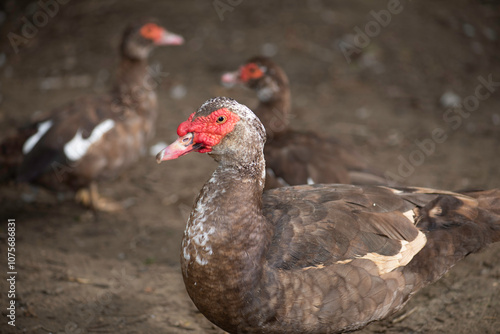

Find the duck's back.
[{"left": 264, "top": 131, "right": 388, "bottom": 189}]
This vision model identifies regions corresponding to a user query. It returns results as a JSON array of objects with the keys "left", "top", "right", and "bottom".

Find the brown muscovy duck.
[
  {"left": 222, "top": 56, "right": 387, "bottom": 189},
  {"left": 0, "top": 20, "right": 183, "bottom": 210},
  {"left": 156, "top": 97, "right": 500, "bottom": 334}
]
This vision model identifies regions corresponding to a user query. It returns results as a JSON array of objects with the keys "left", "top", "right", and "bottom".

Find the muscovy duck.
[
  {"left": 222, "top": 56, "right": 387, "bottom": 188},
  {"left": 156, "top": 97, "right": 500, "bottom": 334},
  {"left": 0, "top": 19, "right": 183, "bottom": 210}
]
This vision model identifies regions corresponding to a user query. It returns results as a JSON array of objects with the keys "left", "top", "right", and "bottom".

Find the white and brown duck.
[
  {"left": 0, "top": 19, "right": 183, "bottom": 210},
  {"left": 222, "top": 56, "right": 387, "bottom": 188},
  {"left": 156, "top": 97, "right": 500, "bottom": 334}
]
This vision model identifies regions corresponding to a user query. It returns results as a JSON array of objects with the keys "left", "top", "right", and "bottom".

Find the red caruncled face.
[
  {"left": 140, "top": 23, "right": 165, "bottom": 42},
  {"left": 177, "top": 108, "right": 240, "bottom": 153},
  {"left": 156, "top": 108, "right": 240, "bottom": 163},
  {"left": 239, "top": 63, "right": 265, "bottom": 82}
]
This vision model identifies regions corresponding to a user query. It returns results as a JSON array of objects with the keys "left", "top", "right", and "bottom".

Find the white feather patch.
[
  {"left": 358, "top": 231, "right": 427, "bottom": 275},
  {"left": 64, "top": 119, "right": 115, "bottom": 161},
  {"left": 307, "top": 177, "right": 315, "bottom": 185},
  {"left": 184, "top": 190, "right": 218, "bottom": 266},
  {"left": 402, "top": 209, "right": 415, "bottom": 223},
  {"left": 22, "top": 120, "right": 53, "bottom": 154}
]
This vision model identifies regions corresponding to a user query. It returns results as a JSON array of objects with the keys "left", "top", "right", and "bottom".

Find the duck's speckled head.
[{"left": 156, "top": 97, "right": 266, "bottom": 164}]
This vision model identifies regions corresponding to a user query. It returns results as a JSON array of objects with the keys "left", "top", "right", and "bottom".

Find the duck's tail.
[{"left": 404, "top": 189, "right": 500, "bottom": 287}]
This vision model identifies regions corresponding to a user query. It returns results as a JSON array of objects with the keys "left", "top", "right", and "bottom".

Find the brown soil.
[{"left": 0, "top": 1, "right": 499, "bottom": 333}]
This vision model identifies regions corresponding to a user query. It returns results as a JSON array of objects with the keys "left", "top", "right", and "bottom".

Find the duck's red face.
[
  {"left": 140, "top": 23, "right": 184, "bottom": 46},
  {"left": 221, "top": 62, "right": 265, "bottom": 86},
  {"left": 156, "top": 108, "right": 240, "bottom": 162},
  {"left": 239, "top": 63, "right": 265, "bottom": 82}
]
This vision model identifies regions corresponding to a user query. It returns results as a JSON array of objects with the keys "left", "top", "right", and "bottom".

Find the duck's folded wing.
[
  {"left": 17, "top": 95, "right": 119, "bottom": 182},
  {"left": 263, "top": 184, "right": 441, "bottom": 272}
]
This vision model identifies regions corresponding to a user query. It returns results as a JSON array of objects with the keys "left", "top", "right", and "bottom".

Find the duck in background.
[
  {"left": 0, "top": 19, "right": 183, "bottom": 211},
  {"left": 222, "top": 56, "right": 388, "bottom": 189},
  {"left": 156, "top": 96, "right": 500, "bottom": 334}
]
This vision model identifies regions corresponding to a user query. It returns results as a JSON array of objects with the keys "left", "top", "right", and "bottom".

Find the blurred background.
[{"left": 0, "top": 0, "right": 499, "bottom": 333}]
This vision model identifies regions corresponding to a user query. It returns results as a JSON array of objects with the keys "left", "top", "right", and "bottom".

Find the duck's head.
[
  {"left": 221, "top": 56, "right": 288, "bottom": 103},
  {"left": 157, "top": 97, "right": 266, "bottom": 165},
  {"left": 121, "top": 19, "right": 184, "bottom": 60}
]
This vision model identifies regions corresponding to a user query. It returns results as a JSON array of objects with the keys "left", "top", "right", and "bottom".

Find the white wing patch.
[
  {"left": 307, "top": 177, "right": 315, "bottom": 185},
  {"left": 402, "top": 209, "right": 415, "bottom": 223},
  {"left": 64, "top": 119, "right": 115, "bottom": 161},
  {"left": 359, "top": 231, "right": 427, "bottom": 275},
  {"left": 336, "top": 231, "right": 427, "bottom": 275},
  {"left": 22, "top": 120, "right": 53, "bottom": 154}
]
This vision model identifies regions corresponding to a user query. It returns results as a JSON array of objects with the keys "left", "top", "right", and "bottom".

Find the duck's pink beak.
[
  {"left": 155, "top": 30, "right": 184, "bottom": 46},
  {"left": 156, "top": 132, "right": 196, "bottom": 163},
  {"left": 221, "top": 71, "right": 240, "bottom": 88}
]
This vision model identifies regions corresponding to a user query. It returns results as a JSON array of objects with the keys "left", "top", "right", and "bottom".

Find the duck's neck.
[
  {"left": 112, "top": 57, "right": 158, "bottom": 116},
  {"left": 181, "top": 155, "right": 272, "bottom": 329},
  {"left": 254, "top": 82, "right": 291, "bottom": 137}
]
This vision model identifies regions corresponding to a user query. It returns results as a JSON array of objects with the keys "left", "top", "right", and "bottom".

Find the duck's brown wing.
[
  {"left": 263, "top": 183, "right": 500, "bottom": 284},
  {"left": 264, "top": 131, "right": 387, "bottom": 189},
  {"left": 264, "top": 183, "right": 500, "bottom": 270},
  {"left": 262, "top": 184, "right": 435, "bottom": 271}
]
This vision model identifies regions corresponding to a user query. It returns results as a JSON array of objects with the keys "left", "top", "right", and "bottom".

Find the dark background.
[{"left": 0, "top": 0, "right": 499, "bottom": 333}]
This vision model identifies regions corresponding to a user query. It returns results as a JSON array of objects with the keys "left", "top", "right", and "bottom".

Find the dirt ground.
[{"left": 0, "top": 0, "right": 499, "bottom": 333}]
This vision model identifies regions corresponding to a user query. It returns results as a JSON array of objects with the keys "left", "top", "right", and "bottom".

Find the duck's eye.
[{"left": 216, "top": 116, "right": 227, "bottom": 124}]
